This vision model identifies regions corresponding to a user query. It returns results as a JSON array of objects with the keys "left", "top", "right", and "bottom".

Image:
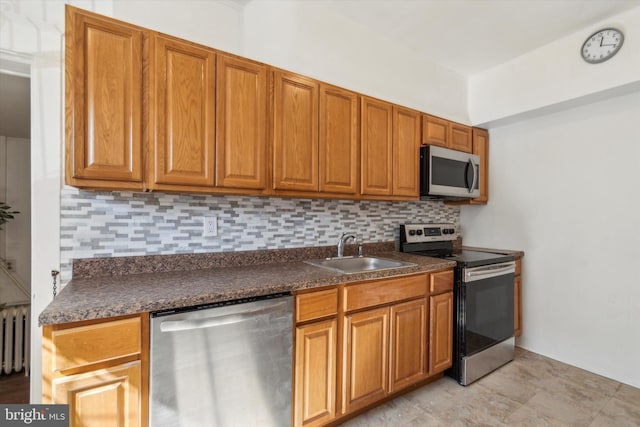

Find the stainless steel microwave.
[{"left": 420, "top": 145, "right": 480, "bottom": 200}]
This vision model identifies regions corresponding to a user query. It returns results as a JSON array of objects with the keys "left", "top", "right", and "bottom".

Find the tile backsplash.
[{"left": 60, "top": 187, "right": 459, "bottom": 283}]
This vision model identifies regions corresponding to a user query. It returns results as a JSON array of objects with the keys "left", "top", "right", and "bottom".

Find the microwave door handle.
[
  {"left": 466, "top": 159, "right": 478, "bottom": 193},
  {"left": 470, "top": 159, "right": 478, "bottom": 193}
]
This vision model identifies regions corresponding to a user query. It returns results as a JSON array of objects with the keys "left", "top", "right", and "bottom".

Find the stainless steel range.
[{"left": 399, "top": 223, "right": 516, "bottom": 385}]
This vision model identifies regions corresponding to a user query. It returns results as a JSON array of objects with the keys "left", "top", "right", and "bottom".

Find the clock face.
[{"left": 581, "top": 28, "right": 624, "bottom": 64}]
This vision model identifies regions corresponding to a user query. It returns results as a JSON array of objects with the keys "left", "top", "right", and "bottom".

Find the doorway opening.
[{"left": 0, "top": 64, "right": 32, "bottom": 404}]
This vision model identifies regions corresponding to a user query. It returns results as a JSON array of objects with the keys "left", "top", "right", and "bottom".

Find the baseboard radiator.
[{"left": 1, "top": 304, "right": 30, "bottom": 375}]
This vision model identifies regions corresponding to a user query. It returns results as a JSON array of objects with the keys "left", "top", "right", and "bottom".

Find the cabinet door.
[
  {"left": 273, "top": 71, "right": 319, "bottom": 192},
  {"left": 360, "top": 97, "right": 393, "bottom": 196},
  {"left": 449, "top": 123, "right": 473, "bottom": 153},
  {"left": 421, "top": 115, "right": 448, "bottom": 147},
  {"left": 52, "top": 361, "right": 141, "bottom": 427},
  {"left": 294, "top": 320, "right": 337, "bottom": 427},
  {"left": 151, "top": 34, "right": 215, "bottom": 188},
  {"left": 65, "top": 7, "right": 143, "bottom": 188},
  {"left": 514, "top": 275, "right": 522, "bottom": 337},
  {"left": 470, "top": 128, "right": 489, "bottom": 204},
  {"left": 319, "top": 84, "right": 359, "bottom": 194},
  {"left": 429, "top": 292, "right": 453, "bottom": 375},
  {"left": 392, "top": 106, "right": 420, "bottom": 197},
  {"left": 389, "top": 299, "right": 427, "bottom": 393},
  {"left": 342, "top": 307, "right": 388, "bottom": 414},
  {"left": 216, "top": 55, "right": 268, "bottom": 190}
]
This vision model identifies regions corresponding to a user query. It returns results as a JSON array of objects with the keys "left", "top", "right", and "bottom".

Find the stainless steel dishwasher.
[{"left": 150, "top": 293, "right": 293, "bottom": 427}]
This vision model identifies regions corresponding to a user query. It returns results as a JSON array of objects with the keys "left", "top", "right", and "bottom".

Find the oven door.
[{"left": 460, "top": 262, "right": 515, "bottom": 356}]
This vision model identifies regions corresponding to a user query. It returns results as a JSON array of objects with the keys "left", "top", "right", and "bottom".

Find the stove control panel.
[{"left": 401, "top": 223, "right": 457, "bottom": 243}]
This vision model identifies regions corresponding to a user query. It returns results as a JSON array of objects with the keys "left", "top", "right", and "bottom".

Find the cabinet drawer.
[
  {"left": 515, "top": 259, "right": 522, "bottom": 276},
  {"left": 344, "top": 274, "right": 427, "bottom": 312},
  {"left": 50, "top": 316, "right": 142, "bottom": 372},
  {"left": 430, "top": 270, "right": 453, "bottom": 294},
  {"left": 296, "top": 288, "right": 338, "bottom": 323}
]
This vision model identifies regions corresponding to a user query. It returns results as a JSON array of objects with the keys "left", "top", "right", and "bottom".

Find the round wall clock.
[{"left": 581, "top": 28, "right": 624, "bottom": 64}]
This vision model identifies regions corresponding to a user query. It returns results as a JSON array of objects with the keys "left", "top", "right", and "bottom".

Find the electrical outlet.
[
  {"left": 6, "top": 259, "right": 15, "bottom": 272},
  {"left": 203, "top": 216, "right": 218, "bottom": 237}
]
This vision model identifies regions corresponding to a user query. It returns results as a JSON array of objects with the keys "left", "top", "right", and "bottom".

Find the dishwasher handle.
[{"left": 160, "top": 299, "right": 289, "bottom": 332}]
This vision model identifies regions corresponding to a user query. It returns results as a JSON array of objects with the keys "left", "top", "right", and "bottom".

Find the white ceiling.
[{"left": 322, "top": 0, "right": 640, "bottom": 76}]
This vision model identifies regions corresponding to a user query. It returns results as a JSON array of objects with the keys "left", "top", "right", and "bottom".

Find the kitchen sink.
[{"left": 304, "top": 256, "right": 416, "bottom": 274}]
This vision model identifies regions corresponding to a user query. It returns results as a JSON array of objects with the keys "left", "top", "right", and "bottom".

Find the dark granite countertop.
[{"left": 39, "top": 244, "right": 455, "bottom": 326}]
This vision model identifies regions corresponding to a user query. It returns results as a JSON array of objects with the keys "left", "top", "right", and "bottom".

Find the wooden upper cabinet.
[
  {"left": 392, "top": 106, "right": 420, "bottom": 197},
  {"left": 422, "top": 114, "right": 473, "bottom": 153},
  {"left": 273, "top": 71, "right": 319, "bottom": 192},
  {"left": 422, "top": 115, "right": 448, "bottom": 148},
  {"left": 360, "top": 97, "right": 393, "bottom": 196},
  {"left": 449, "top": 123, "right": 473, "bottom": 153},
  {"left": 216, "top": 55, "right": 268, "bottom": 190},
  {"left": 149, "top": 34, "right": 216, "bottom": 189},
  {"left": 471, "top": 128, "right": 489, "bottom": 204},
  {"left": 319, "top": 84, "right": 359, "bottom": 194},
  {"left": 65, "top": 6, "right": 144, "bottom": 189}
]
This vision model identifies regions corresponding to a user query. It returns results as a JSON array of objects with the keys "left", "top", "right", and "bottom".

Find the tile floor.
[
  {"left": 342, "top": 347, "right": 640, "bottom": 426},
  {"left": 2, "top": 348, "right": 638, "bottom": 426}
]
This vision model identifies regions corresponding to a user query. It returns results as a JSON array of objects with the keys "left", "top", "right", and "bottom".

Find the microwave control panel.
[{"left": 401, "top": 223, "right": 457, "bottom": 244}]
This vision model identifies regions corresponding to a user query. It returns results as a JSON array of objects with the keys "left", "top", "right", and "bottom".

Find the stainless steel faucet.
[{"left": 337, "top": 233, "right": 356, "bottom": 257}]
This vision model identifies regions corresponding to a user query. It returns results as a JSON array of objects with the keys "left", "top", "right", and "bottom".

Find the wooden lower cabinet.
[
  {"left": 342, "top": 307, "right": 389, "bottom": 414},
  {"left": 429, "top": 291, "right": 453, "bottom": 375},
  {"left": 389, "top": 299, "right": 427, "bottom": 392},
  {"left": 514, "top": 258, "right": 523, "bottom": 337},
  {"left": 294, "top": 270, "right": 454, "bottom": 424},
  {"left": 43, "top": 314, "right": 148, "bottom": 427},
  {"left": 52, "top": 361, "right": 141, "bottom": 427},
  {"left": 294, "top": 319, "right": 337, "bottom": 427}
]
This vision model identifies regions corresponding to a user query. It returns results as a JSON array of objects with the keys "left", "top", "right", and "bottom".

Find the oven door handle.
[{"left": 464, "top": 262, "right": 516, "bottom": 282}]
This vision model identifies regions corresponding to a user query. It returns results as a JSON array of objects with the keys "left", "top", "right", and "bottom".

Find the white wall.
[
  {"left": 460, "top": 90, "right": 640, "bottom": 388},
  {"left": 112, "top": 0, "right": 243, "bottom": 55},
  {"left": 242, "top": 0, "right": 469, "bottom": 123},
  {"left": 469, "top": 7, "right": 640, "bottom": 126}
]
